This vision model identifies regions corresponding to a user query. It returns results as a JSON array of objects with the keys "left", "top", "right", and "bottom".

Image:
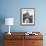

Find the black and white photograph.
[{"left": 20, "top": 8, "right": 35, "bottom": 25}]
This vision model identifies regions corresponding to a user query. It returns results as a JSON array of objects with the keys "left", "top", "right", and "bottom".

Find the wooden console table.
[{"left": 4, "top": 32, "right": 43, "bottom": 46}]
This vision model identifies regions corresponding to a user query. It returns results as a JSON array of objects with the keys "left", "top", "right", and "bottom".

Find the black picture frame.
[{"left": 20, "top": 8, "right": 35, "bottom": 26}]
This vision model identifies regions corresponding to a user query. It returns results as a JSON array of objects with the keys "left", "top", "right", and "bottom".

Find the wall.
[
  {"left": 0, "top": 0, "right": 46, "bottom": 32},
  {"left": 0, "top": 0, "right": 46, "bottom": 46}
]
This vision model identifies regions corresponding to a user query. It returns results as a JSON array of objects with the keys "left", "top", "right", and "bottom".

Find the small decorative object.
[
  {"left": 25, "top": 32, "right": 38, "bottom": 35},
  {"left": 27, "top": 32, "right": 32, "bottom": 34},
  {"left": 20, "top": 8, "right": 35, "bottom": 25},
  {"left": 5, "top": 18, "right": 14, "bottom": 35}
]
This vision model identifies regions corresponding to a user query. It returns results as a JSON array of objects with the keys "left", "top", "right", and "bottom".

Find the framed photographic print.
[{"left": 20, "top": 8, "right": 35, "bottom": 25}]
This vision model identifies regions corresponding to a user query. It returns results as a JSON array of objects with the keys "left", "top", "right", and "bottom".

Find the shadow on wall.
[{"left": 0, "top": 16, "right": 5, "bottom": 46}]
